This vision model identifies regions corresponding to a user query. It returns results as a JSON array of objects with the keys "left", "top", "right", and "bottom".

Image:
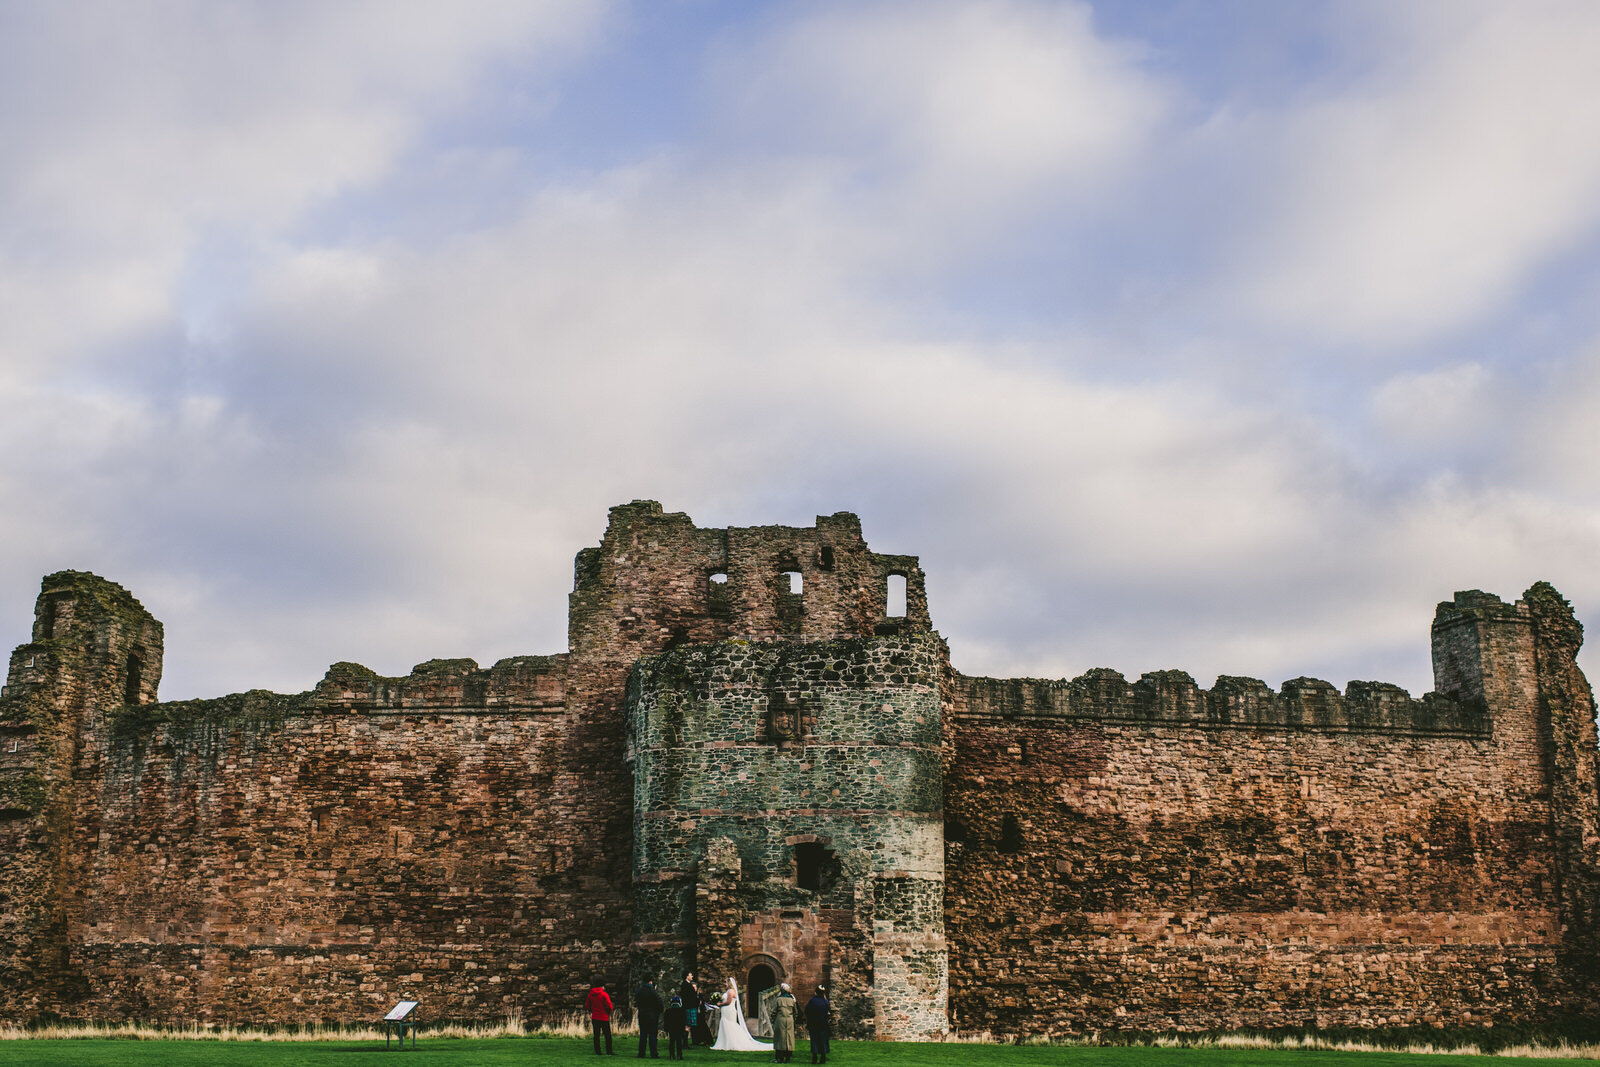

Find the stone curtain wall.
[
  {"left": 628, "top": 634, "right": 948, "bottom": 1039},
  {"left": 942, "top": 587, "right": 1596, "bottom": 1037},
  {"left": 2, "top": 507, "right": 1596, "bottom": 1041},
  {"left": 1, "top": 623, "right": 641, "bottom": 1026},
  {"left": 0, "top": 502, "right": 938, "bottom": 1028}
]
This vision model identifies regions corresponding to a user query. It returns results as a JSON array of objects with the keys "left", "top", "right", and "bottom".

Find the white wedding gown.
[{"left": 710, "top": 985, "right": 772, "bottom": 1051}]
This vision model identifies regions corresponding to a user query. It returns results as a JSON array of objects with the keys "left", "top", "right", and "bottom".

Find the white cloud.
[
  {"left": 1234, "top": 1, "right": 1600, "bottom": 345},
  {"left": 1508, "top": 339, "right": 1600, "bottom": 497},
  {"left": 1369, "top": 362, "right": 1494, "bottom": 446},
  {"left": 712, "top": 0, "right": 1167, "bottom": 219},
  {"left": 0, "top": 0, "right": 610, "bottom": 367},
  {"left": 0, "top": 0, "right": 1596, "bottom": 710}
]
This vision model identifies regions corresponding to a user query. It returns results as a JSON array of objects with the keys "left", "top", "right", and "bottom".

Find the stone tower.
[
  {"left": 0, "top": 572, "right": 162, "bottom": 1013},
  {"left": 579, "top": 503, "right": 947, "bottom": 1039}
]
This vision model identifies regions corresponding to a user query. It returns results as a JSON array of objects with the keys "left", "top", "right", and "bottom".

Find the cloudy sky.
[{"left": 4, "top": 0, "right": 1598, "bottom": 700}]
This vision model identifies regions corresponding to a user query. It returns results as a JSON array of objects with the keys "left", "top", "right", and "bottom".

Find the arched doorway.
[{"left": 744, "top": 962, "right": 778, "bottom": 1032}]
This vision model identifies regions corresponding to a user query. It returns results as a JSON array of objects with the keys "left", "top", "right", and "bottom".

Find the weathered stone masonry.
[{"left": 0, "top": 501, "right": 1596, "bottom": 1038}]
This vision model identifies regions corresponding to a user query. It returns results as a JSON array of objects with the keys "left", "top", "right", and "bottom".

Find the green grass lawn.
[{"left": 0, "top": 1038, "right": 1587, "bottom": 1067}]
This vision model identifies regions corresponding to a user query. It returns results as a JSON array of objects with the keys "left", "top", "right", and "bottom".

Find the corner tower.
[{"left": 0, "top": 572, "right": 162, "bottom": 1017}]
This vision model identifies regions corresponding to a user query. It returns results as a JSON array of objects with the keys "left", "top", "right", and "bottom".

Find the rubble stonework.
[
  {"left": 0, "top": 502, "right": 1596, "bottom": 1038},
  {"left": 628, "top": 635, "right": 947, "bottom": 1038}
]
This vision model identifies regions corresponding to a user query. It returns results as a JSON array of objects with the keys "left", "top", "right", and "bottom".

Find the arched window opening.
[
  {"left": 999, "top": 814, "right": 1023, "bottom": 854},
  {"left": 886, "top": 574, "right": 907, "bottom": 617},
  {"left": 783, "top": 571, "right": 803, "bottom": 595},
  {"left": 745, "top": 963, "right": 777, "bottom": 1019},
  {"left": 124, "top": 654, "right": 143, "bottom": 706}
]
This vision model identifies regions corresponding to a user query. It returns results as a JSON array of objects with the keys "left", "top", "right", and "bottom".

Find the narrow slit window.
[
  {"left": 886, "top": 574, "right": 907, "bottom": 617},
  {"left": 124, "top": 654, "right": 143, "bottom": 706},
  {"left": 784, "top": 571, "right": 803, "bottom": 595}
]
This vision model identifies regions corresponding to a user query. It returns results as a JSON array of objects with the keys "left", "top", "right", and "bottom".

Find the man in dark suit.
[
  {"left": 636, "top": 979, "right": 665, "bottom": 1058},
  {"left": 680, "top": 973, "right": 704, "bottom": 1045},
  {"left": 804, "top": 986, "right": 830, "bottom": 1064}
]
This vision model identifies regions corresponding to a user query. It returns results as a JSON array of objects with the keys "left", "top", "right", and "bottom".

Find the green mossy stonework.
[
  {"left": 628, "top": 634, "right": 947, "bottom": 1038},
  {"left": 0, "top": 505, "right": 1597, "bottom": 1040}
]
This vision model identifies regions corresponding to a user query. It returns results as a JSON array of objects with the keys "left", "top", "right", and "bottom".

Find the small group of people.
[{"left": 586, "top": 972, "right": 831, "bottom": 1064}]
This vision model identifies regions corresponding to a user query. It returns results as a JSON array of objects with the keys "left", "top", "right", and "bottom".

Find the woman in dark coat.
[{"left": 804, "top": 986, "right": 829, "bottom": 1064}]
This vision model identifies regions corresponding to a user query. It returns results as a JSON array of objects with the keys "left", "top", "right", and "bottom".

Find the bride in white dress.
[{"left": 710, "top": 977, "right": 772, "bottom": 1052}]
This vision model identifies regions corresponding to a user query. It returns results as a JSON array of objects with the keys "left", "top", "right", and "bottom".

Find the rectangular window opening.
[
  {"left": 886, "top": 574, "right": 907, "bottom": 617},
  {"left": 784, "top": 570, "right": 803, "bottom": 595},
  {"left": 795, "top": 841, "right": 835, "bottom": 892}
]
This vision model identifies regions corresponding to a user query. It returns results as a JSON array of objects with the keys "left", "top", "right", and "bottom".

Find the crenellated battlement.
[{"left": 954, "top": 667, "right": 1487, "bottom": 736}]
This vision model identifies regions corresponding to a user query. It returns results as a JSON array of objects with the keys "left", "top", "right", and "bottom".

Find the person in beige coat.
[{"left": 770, "top": 983, "right": 799, "bottom": 1064}]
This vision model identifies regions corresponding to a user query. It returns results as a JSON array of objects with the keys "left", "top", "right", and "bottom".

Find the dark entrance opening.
[
  {"left": 1000, "top": 813, "right": 1023, "bottom": 853},
  {"left": 745, "top": 963, "right": 777, "bottom": 1022}
]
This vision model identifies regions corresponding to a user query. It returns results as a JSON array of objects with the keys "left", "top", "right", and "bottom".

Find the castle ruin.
[{"left": 1, "top": 501, "right": 1598, "bottom": 1038}]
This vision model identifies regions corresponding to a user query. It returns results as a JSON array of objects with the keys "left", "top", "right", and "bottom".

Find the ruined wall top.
[
  {"left": 2, "top": 571, "right": 164, "bottom": 721},
  {"left": 568, "top": 500, "right": 930, "bottom": 661}
]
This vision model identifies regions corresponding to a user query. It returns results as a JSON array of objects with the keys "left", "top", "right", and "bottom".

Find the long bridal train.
[{"left": 710, "top": 978, "right": 772, "bottom": 1052}]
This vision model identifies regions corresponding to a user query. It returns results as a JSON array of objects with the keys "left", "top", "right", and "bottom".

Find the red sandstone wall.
[
  {"left": 0, "top": 503, "right": 930, "bottom": 1027},
  {"left": 5, "top": 524, "right": 1594, "bottom": 1038},
  {"left": 944, "top": 654, "right": 1579, "bottom": 1035},
  {"left": 41, "top": 654, "right": 642, "bottom": 1026}
]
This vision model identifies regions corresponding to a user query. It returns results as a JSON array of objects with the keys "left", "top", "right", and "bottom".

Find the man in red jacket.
[{"left": 587, "top": 983, "right": 616, "bottom": 1054}]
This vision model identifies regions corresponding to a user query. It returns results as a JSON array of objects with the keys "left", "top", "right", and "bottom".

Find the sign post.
[{"left": 383, "top": 1001, "right": 419, "bottom": 1049}]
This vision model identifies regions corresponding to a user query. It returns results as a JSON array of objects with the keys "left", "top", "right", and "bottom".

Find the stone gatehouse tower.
[
  {"left": 627, "top": 635, "right": 946, "bottom": 1039},
  {"left": 573, "top": 500, "right": 945, "bottom": 1037},
  {"left": 2, "top": 500, "right": 1598, "bottom": 1039}
]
